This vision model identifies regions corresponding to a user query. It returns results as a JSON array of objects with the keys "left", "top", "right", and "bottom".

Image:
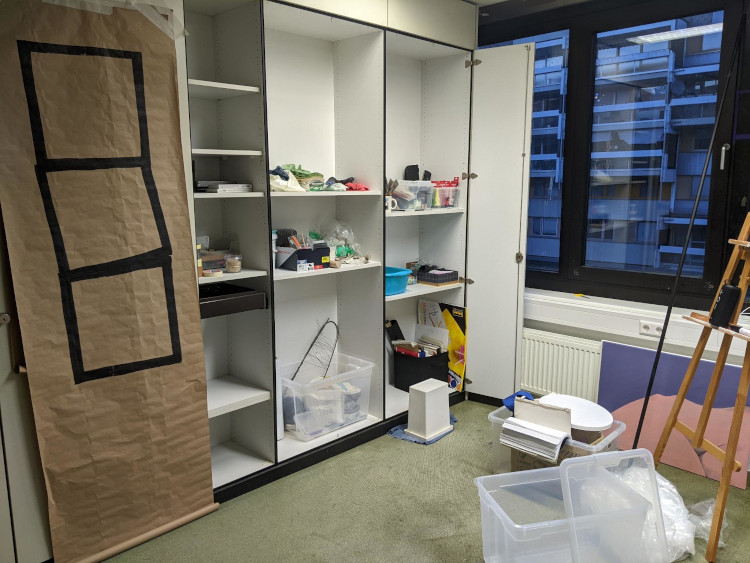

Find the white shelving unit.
[
  {"left": 207, "top": 377, "right": 271, "bottom": 418},
  {"left": 175, "top": 0, "right": 534, "bottom": 492},
  {"left": 386, "top": 207, "right": 465, "bottom": 218},
  {"left": 273, "top": 260, "right": 381, "bottom": 281},
  {"left": 385, "top": 282, "right": 462, "bottom": 302},
  {"left": 271, "top": 191, "right": 382, "bottom": 197},
  {"left": 384, "top": 31, "right": 472, "bottom": 417},
  {"left": 194, "top": 192, "right": 265, "bottom": 199},
  {"left": 188, "top": 78, "right": 260, "bottom": 99},
  {"left": 198, "top": 269, "right": 267, "bottom": 285},
  {"left": 186, "top": 0, "right": 275, "bottom": 488},
  {"left": 265, "top": 2, "right": 385, "bottom": 457}
]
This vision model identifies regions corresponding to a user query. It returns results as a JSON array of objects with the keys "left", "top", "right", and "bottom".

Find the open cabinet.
[
  {"left": 384, "top": 32, "right": 471, "bottom": 417},
  {"left": 177, "top": 0, "right": 533, "bottom": 494},
  {"left": 384, "top": 35, "right": 534, "bottom": 417},
  {"left": 263, "top": 2, "right": 385, "bottom": 461},
  {"left": 184, "top": 0, "right": 275, "bottom": 488}
]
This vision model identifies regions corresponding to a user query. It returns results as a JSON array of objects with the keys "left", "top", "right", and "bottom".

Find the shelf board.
[
  {"left": 198, "top": 269, "right": 267, "bottom": 285},
  {"left": 273, "top": 260, "right": 381, "bottom": 281},
  {"left": 386, "top": 207, "right": 465, "bottom": 218},
  {"left": 194, "top": 192, "right": 264, "bottom": 199},
  {"left": 683, "top": 313, "right": 750, "bottom": 343},
  {"left": 277, "top": 414, "right": 381, "bottom": 462},
  {"left": 385, "top": 282, "right": 462, "bottom": 302},
  {"left": 207, "top": 376, "right": 271, "bottom": 418},
  {"left": 386, "top": 384, "right": 409, "bottom": 419},
  {"left": 211, "top": 441, "right": 273, "bottom": 488},
  {"left": 271, "top": 191, "right": 381, "bottom": 197},
  {"left": 188, "top": 79, "right": 260, "bottom": 100},
  {"left": 192, "top": 149, "right": 263, "bottom": 157}
]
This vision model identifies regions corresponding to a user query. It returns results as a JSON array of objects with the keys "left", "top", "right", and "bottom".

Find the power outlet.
[{"left": 639, "top": 320, "right": 663, "bottom": 337}]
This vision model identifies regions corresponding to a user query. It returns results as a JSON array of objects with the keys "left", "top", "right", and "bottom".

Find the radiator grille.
[{"left": 520, "top": 329, "right": 602, "bottom": 402}]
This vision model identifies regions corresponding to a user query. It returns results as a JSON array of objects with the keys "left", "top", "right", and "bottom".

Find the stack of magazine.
[
  {"left": 196, "top": 180, "right": 252, "bottom": 193},
  {"left": 498, "top": 417, "right": 569, "bottom": 461}
]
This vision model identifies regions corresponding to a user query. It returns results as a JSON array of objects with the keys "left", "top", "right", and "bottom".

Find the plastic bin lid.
[{"left": 559, "top": 449, "right": 669, "bottom": 563}]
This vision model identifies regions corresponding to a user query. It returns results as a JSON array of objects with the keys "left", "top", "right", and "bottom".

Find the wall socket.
[{"left": 639, "top": 320, "right": 663, "bottom": 337}]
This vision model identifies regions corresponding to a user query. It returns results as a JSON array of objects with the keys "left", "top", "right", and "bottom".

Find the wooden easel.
[{"left": 654, "top": 212, "right": 750, "bottom": 563}]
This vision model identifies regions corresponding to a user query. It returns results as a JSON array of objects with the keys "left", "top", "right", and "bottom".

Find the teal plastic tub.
[{"left": 385, "top": 267, "right": 410, "bottom": 295}]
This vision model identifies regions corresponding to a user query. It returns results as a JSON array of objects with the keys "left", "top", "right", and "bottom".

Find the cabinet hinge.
[
  {"left": 462, "top": 172, "right": 478, "bottom": 180},
  {"left": 465, "top": 59, "right": 481, "bottom": 68},
  {"left": 460, "top": 277, "right": 475, "bottom": 285},
  {"left": 0, "top": 313, "right": 10, "bottom": 326},
  {"left": 515, "top": 252, "right": 524, "bottom": 264}
]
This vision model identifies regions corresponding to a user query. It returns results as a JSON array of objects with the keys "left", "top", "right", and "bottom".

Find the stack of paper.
[
  {"left": 196, "top": 181, "right": 253, "bottom": 193},
  {"left": 499, "top": 417, "right": 570, "bottom": 461}
]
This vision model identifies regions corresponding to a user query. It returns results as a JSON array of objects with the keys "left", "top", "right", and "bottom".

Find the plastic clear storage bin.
[
  {"left": 475, "top": 449, "right": 668, "bottom": 563},
  {"left": 395, "top": 180, "right": 434, "bottom": 210},
  {"left": 280, "top": 353, "right": 374, "bottom": 441},
  {"left": 488, "top": 406, "right": 625, "bottom": 473},
  {"left": 431, "top": 186, "right": 461, "bottom": 208}
]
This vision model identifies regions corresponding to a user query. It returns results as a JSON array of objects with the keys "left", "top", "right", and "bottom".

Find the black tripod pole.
[{"left": 633, "top": 16, "right": 746, "bottom": 448}]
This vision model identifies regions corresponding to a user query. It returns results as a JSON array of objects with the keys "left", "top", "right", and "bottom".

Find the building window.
[
  {"left": 488, "top": 30, "right": 569, "bottom": 274},
  {"left": 584, "top": 12, "right": 722, "bottom": 277}
]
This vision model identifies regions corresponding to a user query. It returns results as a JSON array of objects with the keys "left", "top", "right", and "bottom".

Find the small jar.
[{"left": 224, "top": 253, "right": 242, "bottom": 273}]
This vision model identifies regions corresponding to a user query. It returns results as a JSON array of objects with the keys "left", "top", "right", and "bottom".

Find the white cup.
[{"left": 385, "top": 196, "right": 398, "bottom": 211}]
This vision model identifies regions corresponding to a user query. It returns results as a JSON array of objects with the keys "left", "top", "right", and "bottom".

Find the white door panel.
[{"left": 466, "top": 44, "right": 534, "bottom": 399}]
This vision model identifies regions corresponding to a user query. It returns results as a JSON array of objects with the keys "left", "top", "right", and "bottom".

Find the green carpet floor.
[{"left": 110, "top": 401, "right": 750, "bottom": 562}]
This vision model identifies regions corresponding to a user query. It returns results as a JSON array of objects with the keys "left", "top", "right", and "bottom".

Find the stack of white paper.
[{"left": 498, "top": 417, "right": 570, "bottom": 461}]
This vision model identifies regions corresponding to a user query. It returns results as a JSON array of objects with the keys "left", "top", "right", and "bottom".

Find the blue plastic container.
[{"left": 385, "top": 267, "right": 411, "bottom": 296}]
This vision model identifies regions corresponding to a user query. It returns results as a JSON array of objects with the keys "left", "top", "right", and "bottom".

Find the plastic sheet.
[
  {"left": 688, "top": 499, "right": 727, "bottom": 549},
  {"left": 613, "top": 466, "right": 696, "bottom": 562}
]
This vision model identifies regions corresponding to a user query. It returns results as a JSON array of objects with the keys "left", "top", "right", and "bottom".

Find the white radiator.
[{"left": 520, "top": 328, "right": 602, "bottom": 402}]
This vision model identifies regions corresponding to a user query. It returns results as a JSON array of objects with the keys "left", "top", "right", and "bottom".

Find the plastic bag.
[
  {"left": 688, "top": 499, "right": 726, "bottom": 548},
  {"left": 269, "top": 171, "right": 304, "bottom": 192},
  {"left": 613, "top": 466, "right": 695, "bottom": 561}
]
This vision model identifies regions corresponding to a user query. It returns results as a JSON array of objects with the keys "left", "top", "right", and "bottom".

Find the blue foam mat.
[{"left": 388, "top": 414, "right": 457, "bottom": 445}]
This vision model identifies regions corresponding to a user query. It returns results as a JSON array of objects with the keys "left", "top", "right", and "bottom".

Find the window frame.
[{"left": 479, "top": 0, "right": 743, "bottom": 309}]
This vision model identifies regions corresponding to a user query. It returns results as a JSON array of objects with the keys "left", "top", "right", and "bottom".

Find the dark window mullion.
[{"left": 559, "top": 25, "right": 597, "bottom": 282}]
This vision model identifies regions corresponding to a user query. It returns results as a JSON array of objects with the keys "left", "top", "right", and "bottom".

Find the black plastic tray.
[{"left": 198, "top": 283, "right": 266, "bottom": 319}]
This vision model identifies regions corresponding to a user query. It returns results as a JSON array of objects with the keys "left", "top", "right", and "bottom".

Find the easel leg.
[
  {"left": 705, "top": 342, "right": 750, "bottom": 562},
  {"left": 654, "top": 327, "right": 711, "bottom": 467},
  {"left": 694, "top": 333, "right": 733, "bottom": 447}
]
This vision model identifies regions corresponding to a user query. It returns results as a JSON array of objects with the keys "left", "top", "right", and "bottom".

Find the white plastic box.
[
  {"left": 475, "top": 449, "right": 668, "bottom": 563},
  {"left": 280, "top": 353, "right": 373, "bottom": 441},
  {"left": 488, "top": 406, "right": 625, "bottom": 473}
]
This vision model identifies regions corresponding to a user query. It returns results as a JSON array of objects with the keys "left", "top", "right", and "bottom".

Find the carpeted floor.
[{"left": 110, "top": 401, "right": 750, "bottom": 562}]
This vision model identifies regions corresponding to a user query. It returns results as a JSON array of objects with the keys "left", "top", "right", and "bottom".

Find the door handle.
[{"left": 720, "top": 143, "right": 730, "bottom": 171}]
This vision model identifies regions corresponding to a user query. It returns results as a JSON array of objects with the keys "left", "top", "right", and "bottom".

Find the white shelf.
[
  {"left": 277, "top": 415, "right": 381, "bottom": 461},
  {"left": 198, "top": 269, "right": 267, "bottom": 285},
  {"left": 206, "top": 376, "right": 271, "bottom": 418},
  {"left": 192, "top": 148, "right": 263, "bottom": 157},
  {"left": 274, "top": 260, "right": 381, "bottom": 281},
  {"left": 386, "top": 207, "right": 465, "bottom": 218},
  {"left": 271, "top": 191, "right": 382, "bottom": 197},
  {"left": 386, "top": 384, "right": 410, "bottom": 419},
  {"left": 211, "top": 441, "right": 273, "bottom": 488},
  {"left": 188, "top": 79, "right": 260, "bottom": 100},
  {"left": 385, "top": 282, "right": 462, "bottom": 302},
  {"left": 194, "top": 192, "right": 264, "bottom": 199}
]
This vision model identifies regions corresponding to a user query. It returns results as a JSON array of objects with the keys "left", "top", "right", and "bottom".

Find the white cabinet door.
[{"left": 466, "top": 43, "right": 534, "bottom": 399}]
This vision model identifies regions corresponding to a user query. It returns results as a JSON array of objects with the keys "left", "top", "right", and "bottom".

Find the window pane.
[
  {"left": 585, "top": 11, "right": 723, "bottom": 276},
  {"left": 491, "top": 31, "right": 569, "bottom": 273}
]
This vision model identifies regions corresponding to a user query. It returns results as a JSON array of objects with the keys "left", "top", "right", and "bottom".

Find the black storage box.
[
  {"left": 276, "top": 246, "right": 330, "bottom": 271},
  {"left": 417, "top": 269, "right": 459, "bottom": 286},
  {"left": 394, "top": 351, "right": 449, "bottom": 392}
]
